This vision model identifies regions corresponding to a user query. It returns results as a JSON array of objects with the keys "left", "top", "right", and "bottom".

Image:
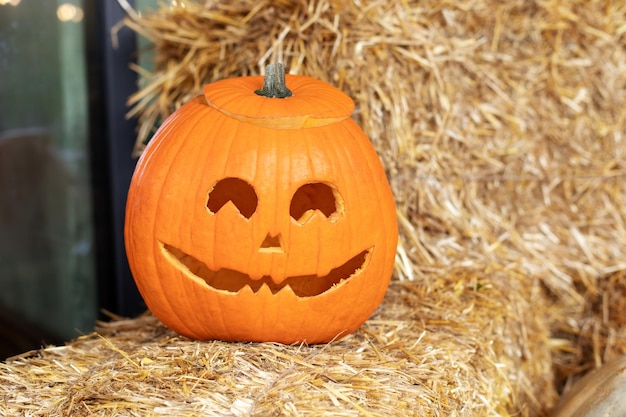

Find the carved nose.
[{"left": 259, "top": 233, "right": 284, "bottom": 253}]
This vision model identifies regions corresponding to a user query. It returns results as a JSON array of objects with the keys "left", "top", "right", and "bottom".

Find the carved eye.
[
  {"left": 290, "top": 183, "right": 343, "bottom": 224},
  {"left": 207, "top": 178, "right": 257, "bottom": 219}
]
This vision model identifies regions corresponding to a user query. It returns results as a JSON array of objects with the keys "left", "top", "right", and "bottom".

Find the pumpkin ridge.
[
  {"left": 141, "top": 104, "right": 212, "bottom": 337},
  {"left": 348, "top": 120, "right": 398, "bottom": 277},
  {"left": 324, "top": 121, "right": 393, "bottom": 313},
  {"left": 170, "top": 104, "right": 235, "bottom": 335},
  {"left": 164, "top": 107, "right": 223, "bottom": 336}
]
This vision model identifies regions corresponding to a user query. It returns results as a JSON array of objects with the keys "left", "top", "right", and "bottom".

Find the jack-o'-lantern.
[{"left": 124, "top": 64, "right": 398, "bottom": 343}]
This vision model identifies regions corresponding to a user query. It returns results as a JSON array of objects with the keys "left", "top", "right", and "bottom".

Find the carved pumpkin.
[{"left": 124, "top": 64, "right": 398, "bottom": 343}]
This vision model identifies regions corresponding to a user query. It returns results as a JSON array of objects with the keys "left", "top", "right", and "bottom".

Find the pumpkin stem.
[{"left": 255, "top": 63, "right": 293, "bottom": 98}]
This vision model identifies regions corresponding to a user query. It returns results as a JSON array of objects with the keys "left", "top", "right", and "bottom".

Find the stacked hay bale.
[{"left": 120, "top": 0, "right": 626, "bottom": 411}]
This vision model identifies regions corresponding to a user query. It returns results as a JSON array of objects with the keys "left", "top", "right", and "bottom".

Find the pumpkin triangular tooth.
[
  {"left": 237, "top": 284, "right": 256, "bottom": 296},
  {"left": 256, "top": 283, "right": 274, "bottom": 297},
  {"left": 276, "top": 283, "right": 297, "bottom": 298}
]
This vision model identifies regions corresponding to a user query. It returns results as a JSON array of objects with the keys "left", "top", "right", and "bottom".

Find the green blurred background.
[{"left": 0, "top": 0, "right": 157, "bottom": 358}]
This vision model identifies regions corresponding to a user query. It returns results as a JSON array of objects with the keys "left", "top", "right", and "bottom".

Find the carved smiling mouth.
[{"left": 160, "top": 243, "right": 372, "bottom": 297}]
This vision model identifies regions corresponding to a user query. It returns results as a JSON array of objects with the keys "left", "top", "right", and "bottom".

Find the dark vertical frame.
[{"left": 85, "top": 0, "right": 145, "bottom": 317}]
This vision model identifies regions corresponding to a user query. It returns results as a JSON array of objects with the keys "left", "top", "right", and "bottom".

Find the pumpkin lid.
[{"left": 202, "top": 74, "right": 355, "bottom": 129}]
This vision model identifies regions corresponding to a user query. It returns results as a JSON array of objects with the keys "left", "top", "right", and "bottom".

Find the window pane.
[{"left": 0, "top": 0, "right": 96, "bottom": 341}]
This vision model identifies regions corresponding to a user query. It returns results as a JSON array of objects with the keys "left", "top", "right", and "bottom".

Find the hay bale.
[
  {"left": 3, "top": 0, "right": 623, "bottom": 415},
  {"left": 1, "top": 277, "right": 553, "bottom": 416}
]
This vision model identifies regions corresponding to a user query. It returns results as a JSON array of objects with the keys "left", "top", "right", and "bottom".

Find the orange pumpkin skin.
[{"left": 124, "top": 74, "right": 398, "bottom": 343}]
